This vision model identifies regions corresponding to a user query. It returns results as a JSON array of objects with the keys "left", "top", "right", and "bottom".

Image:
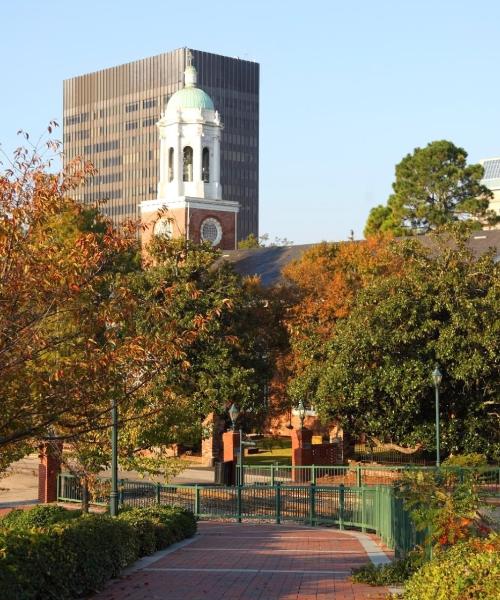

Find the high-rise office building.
[{"left": 63, "top": 48, "right": 259, "bottom": 240}]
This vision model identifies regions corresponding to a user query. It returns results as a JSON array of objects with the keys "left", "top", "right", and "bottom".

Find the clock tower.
[{"left": 141, "top": 55, "right": 239, "bottom": 251}]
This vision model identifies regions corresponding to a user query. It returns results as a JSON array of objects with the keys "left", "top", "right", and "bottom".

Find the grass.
[{"left": 244, "top": 447, "right": 292, "bottom": 466}]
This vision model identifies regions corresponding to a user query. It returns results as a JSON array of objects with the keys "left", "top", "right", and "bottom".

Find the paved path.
[
  {"left": 92, "top": 522, "right": 392, "bottom": 600},
  {"left": 0, "top": 455, "right": 214, "bottom": 510}
]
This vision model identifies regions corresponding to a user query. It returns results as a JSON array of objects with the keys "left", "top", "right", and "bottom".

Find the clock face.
[
  {"left": 200, "top": 217, "right": 222, "bottom": 246},
  {"left": 153, "top": 217, "right": 173, "bottom": 238}
]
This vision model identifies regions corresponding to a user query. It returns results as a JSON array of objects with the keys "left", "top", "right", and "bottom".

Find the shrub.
[
  {"left": 0, "top": 514, "right": 137, "bottom": 599},
  {"left": 403, "top": 534, "right": 500, "bottom": 600},
  {"left": 442, "top": 453, "right": 488, "bottom": 468},
  {"left": 0, "top": 505, "right": 81, "bottom": 530},
  {"left": 0, "top": 505, "right": 196, "bottom": 599},
  {"left": 117, "top": 510, "right": 159, "bottom": 555},
  {"left": 119, "top": 505, "right": 196, "bottom": 552},
  {"left": 397, "top": 468, "right": 488, "bottom": 549},
  {"left": 351, "top": 550, "right": 424, "bottom": 586}
]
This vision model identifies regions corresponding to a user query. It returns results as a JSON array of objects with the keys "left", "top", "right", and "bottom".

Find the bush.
[
  {"left": 0, "top": 514, "right": 137, "bottom": 599},
  {"left": 351, "top": 550, "right": 423, "bottom": 586},
  {"left": 0, "top": 505, "right": 196, "bottom": 599},
  {"left": 118, "top": 505, "right": 196, "bottom": 553},
  {"left": 442, "top": 453, "right": 488, "bottom": 468},
  {"left": 0, "top": 505, "right": 81, "bottom": 530},
  {"left": 403, "top": 534, "right": 500, "bottom": 600}
]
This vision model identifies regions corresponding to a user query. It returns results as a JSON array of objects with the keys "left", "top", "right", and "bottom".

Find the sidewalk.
[
  {"left": 0, "top": 455, "right": 215, "bottom": 509},
  {"left": 91, "top": 522, "right": 392, "bottom": 600}
]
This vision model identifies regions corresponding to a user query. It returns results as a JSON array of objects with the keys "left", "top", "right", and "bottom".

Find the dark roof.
[
  {"left": 219, "top": 244, "right": 313, "bottom": 286},
  {"left": 219, "top": 230, "right": 500, "bottom": 286}
]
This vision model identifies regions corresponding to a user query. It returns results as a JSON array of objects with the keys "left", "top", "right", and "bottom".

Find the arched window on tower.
[
  {"left": 168, "top": 147, "right": 174, "bottom": 182},
  {"left": 202, "top": 147, "right": 210, "bottom": 183},
  {"left": 183, "top": 146, "right": 193, "bottom": 182}
]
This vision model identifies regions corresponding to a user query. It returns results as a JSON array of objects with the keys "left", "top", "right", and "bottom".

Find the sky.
[{"left": 1, "top": 0, "right": 500, "bottom": 243}]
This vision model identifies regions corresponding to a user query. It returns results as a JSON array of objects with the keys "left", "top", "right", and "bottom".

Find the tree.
[
  {"left": 143, "top": 236, "right": 289, "bottom": 432},
  {"left": 313, "top": 227, "right": 499, "bottom": 459},
  {"left": 0, "top": 132, "right": 145, "bottom": 469},
  {"left": 282, "top": 236, "right": 403, "bottom": 426},
  {"left": 0, "top": 130, "right": 289, "bottom": 476},
  {"left": 238, "top": 233, "right": 262, "bottom": 249},
  {"left": 238, "top": 233, "right": 294, "bottom": 249},
  {"left": 0, "top": 133, "right": 226, "bottom": 471},
  {"left": 364, "top": 140, "right": 497, "bottom": 237}
]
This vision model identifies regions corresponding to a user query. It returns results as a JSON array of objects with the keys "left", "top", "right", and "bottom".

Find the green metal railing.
[
  {"left": 57, "top": 473, "right": 423, "bottom": 557},
  {"left": 238, "top": 464, "right": 500, "bottom": 494},
  {"left": 56, "top": 473, "right": 110, "bottom": 506}
]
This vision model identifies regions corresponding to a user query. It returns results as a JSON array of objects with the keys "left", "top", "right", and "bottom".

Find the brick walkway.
[{"left": 92, "top": 522, "right": 392, "bottom": 599}]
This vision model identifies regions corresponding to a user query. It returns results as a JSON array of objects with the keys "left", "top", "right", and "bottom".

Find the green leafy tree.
[
  {"left": 289, "top": 226, "right": 500, "bottom": 459},
  {"left": 238, "top": 233, "right": 262, "bottom": 249},
  {"left": 143, "top": 237, "right": 288, "bottom": 431},
  {"left": 311, "top": 227, "right": 499, "bottom": 459},
  {"left": 238, "top": 233, "right": 293, "bottom": 249},
  {"left": 364, "top": 140, "right": 497, "bottom": 236}
]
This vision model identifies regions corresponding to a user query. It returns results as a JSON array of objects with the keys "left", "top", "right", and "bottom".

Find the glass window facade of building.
[{"left": 63, "top": 48, "right": 259, "bottom": 240}]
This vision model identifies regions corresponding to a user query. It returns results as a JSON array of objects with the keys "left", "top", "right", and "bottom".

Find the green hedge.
[
  {"left": 0, "top": 505, "right": 82, "bottom": 529},
  {"left": 0, "top": 506, "right": 196, "bottom": 600},
  {"left": 403, "top": 534, "right": 500, "bottom": 599},
  {"left": 118, "top": 505, "right": 197, "bottom": 554}
]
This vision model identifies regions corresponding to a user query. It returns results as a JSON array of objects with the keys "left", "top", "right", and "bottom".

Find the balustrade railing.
[
  {"left": 237, "top": 464, "right": 500, "bottom": 493},
  {"left": 57, "top": 473, "right": 423, "bottom": 557}
]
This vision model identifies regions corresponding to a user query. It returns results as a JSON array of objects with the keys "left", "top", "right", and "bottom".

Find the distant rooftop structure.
[
  {"left": 220, "top": 230, "right": 500, "bottom": 286},
  {"left": 480, "top": 158, "right": 500, "bottom": 221},
  {"left": 482, "top": 157, "right": 500, "bottom": 181}
]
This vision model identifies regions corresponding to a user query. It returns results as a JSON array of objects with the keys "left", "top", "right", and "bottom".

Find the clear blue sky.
[{"left": 1, "top": 0, "right": 499, "bottom": 243}]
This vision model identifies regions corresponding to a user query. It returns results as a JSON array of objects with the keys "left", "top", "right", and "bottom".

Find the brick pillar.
[
  {"left": 222, "top": 430, "right": 240, "bottom": 463},
  {"left": 38, "top": 443, "right": 62, "bottom": 503},
  {"left": 202, "top": 413, "right": 225, "bottom": 466},
  {"left": 222, "top": 430, "right": 241, "bottom": 485},
  {"left": 291, "top": 428, "right": 313, "bottom": 483}
]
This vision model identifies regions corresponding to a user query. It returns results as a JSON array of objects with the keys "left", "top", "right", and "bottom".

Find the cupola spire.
[{"left": 184, "top": 50, "right": 197, "bottom": 87}]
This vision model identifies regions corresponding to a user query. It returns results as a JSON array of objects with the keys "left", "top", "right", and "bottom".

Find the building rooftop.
[
  {"left": 482, "top": 157, "right": 500, "bottom": 181},
  {"left": 219, "top": 230, "right": 500, "bottom": 286}
]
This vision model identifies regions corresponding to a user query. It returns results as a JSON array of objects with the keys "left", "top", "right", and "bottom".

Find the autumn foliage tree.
[
  {"left": 283, "top": 236, "right": 403, "bottom": 406},
  {"left": 0, "top": 132, "right": 241, "bottom": 472},
  {"left": 0, "top": 131, "right": 290, "bottom": 475},
  {"left": 0, "top": 132, "right": 144, "bottom": 469}
]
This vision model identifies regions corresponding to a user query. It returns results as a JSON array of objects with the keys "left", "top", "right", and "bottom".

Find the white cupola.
[
  {"left": 157, "top": 56, "right": 222, "bottom": 202},
  {"left": 140, "top": 51, "right": 239, "bottom": 252}
]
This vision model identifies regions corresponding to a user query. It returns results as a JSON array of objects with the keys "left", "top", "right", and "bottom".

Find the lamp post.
[
  {"left": 432, "top": 365, "right": 442, "bottom": 468},
  {"left": 110, "top": 395, "right": 119, "bottom": 517},
  {"left": 106, "top": 315, "right": 120, "bottom": 517},
  {"left": 228, "top": 404, "right": 242, "bottom": 484},
  {"left": 297, "top": 399, "right": 306, "bottom": 429},
  {"left": 228, "top": 403, "right": 240, "bottom": 431}
]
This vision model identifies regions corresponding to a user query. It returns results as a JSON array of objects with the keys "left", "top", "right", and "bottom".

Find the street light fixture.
[
  {"left": 228, "top": 403, "right": 240, "bottom": 431},
  {"left": 432, "top": 365, "right": 442, "bottom": 468},
  {"left": 297, "top": 399, "right": 306, "bottom": 429}
]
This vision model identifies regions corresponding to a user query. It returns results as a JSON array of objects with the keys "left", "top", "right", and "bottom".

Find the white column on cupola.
[
  {"left": 213, "top": 131, "right": 221, "bottom": 198},
  {"left": 176, "top": 123, "right": 182, "bottom": 196},
  {"left": 157, "top": 125, "right": 168, "bottom": 199},
  {"left": 194, "top": 126, "right": 203, "bottom": 186}
]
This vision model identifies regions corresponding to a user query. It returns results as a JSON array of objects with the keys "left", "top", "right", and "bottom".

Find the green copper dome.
[
  {"left": 165, "top": 65, "right": 215, "bottom": 116},
  {"left": 167, "top": 87, "right": 215, "bottom": 112}
]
